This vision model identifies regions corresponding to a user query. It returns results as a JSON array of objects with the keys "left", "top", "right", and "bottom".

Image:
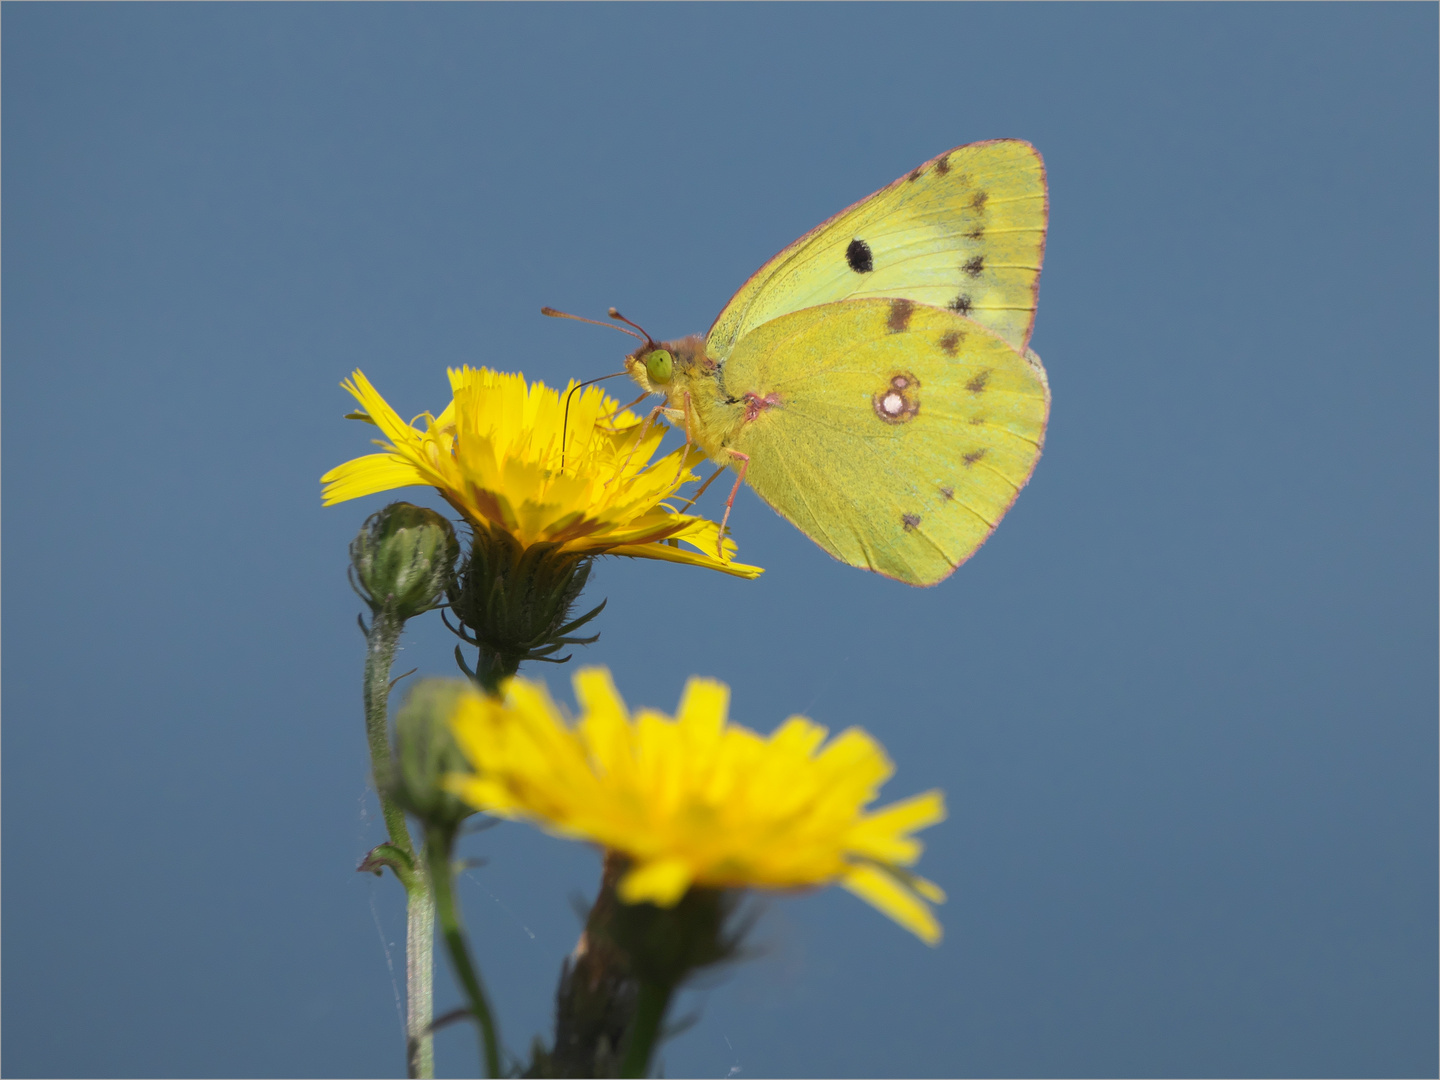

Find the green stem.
[
  {"left": 363, "top": 606, "right": 434, "bottom": 1078},
  {"left": 472, "top": 645, "right": 521, "bottom": 697},
  {"left": 427, "top": 825, "right": 502, "bottom": 1078},
  {"left": 619, "top": 980, "right": 672, "bottom": 1079},
  {"left": 405, "top": 855, "right": 436, "bottom": 1079},
  {"left": 365, "top": 607, "right": 416, "bottom": 857}
]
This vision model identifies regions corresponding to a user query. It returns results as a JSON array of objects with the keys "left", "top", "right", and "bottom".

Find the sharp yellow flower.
[
  {"left": 321, "top": 368, "right": 762, "bottom": 578},
  {"left": 446, "top": 667, "right": 947, "bottom": 944}
]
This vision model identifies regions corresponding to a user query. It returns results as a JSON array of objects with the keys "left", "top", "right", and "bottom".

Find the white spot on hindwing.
[{"left": 872, "top": 372, "right": 920, "bottom": 424}]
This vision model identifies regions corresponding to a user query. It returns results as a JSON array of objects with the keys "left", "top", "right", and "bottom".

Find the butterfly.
[{"left": 557, "top": 139, "right": 1049, "bottom": 587}]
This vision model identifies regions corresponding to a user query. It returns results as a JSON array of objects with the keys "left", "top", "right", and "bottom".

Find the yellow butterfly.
[{"left": 561, "top": 139, "right": 1049, "bottom": 587}]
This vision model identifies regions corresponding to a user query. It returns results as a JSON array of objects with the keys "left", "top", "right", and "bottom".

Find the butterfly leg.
[
  {"left": 600, "top": 391, "right": 653, "bottom": 429},
  {"left": 715, "top": 450, "right": 750, "bottom": 558},
  {"left": 666, "top": 389, "right": 701, "bottom": 489},
  {"left": 674, "top": 463, "right": 727, "bottom": 511},
  {"left": 613, "top": 404, "right": 669, "bottom": 481}
]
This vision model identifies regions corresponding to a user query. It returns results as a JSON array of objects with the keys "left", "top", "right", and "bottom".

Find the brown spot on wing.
[
  {"left": 963, "top": 255, "right": 985, "bottom": 277},
  {"left": 939, "top": 486, "right": 955, "bottom": 501},
  {"left": 962, "top": 448, "right": 988, "bottom": 466},
  {"left": 887, "top": 298, "right": 915, "bottom": 333},
  {"left": 935, "top": 155, "right": 951, "bottom": 176},
  {"left": 939, "top": 330, "right": 963, "bottom": 356},
  {"left": 907, "top": 167, "right": 923, "bottom": 183},
  {"left": 970, "top": 415, "right": 986, "bottom": 426},
  {"left": 902, "top": 513, "right": 921, "bottom": 531},
  {"left": 966, "top": 370, "right": 991, "bottom": 393},
  {"left": 971, "top": 190, "right": 989, "bottom": 212},
  {"left": 965, "top": 227, "right": 984, "bottom": 240}
]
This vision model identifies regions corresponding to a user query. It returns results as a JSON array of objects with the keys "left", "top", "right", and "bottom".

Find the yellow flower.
[
  {"left": 446, "top": 667, "right": 947, "bottom": 944},
  {"left": 321, "top": 368, "right": 761, "bottom": 578}
]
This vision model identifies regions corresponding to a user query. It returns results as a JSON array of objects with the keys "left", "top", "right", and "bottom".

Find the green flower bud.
[
  {"left": 446, "top": 525, "right": 606, "bottom": 693},
  {"left": 388, "top": 678, "right": 477, "bottom": 830},
  {"left": 350, "top": 503, "right": 459, "bottom": 621}
]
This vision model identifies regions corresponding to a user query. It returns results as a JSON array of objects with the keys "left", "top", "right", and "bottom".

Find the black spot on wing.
[
  {"left": 846, "top": 239, "right": 874, "bottom": 274},
  {"left": 963, "top": 256, "right": 985, "bottom": 277},
  {"left": 965, "top": 227, "right": 985, "bottom": 240},
  {"left": 947, "top": 294, "right": 973, "bottom": 316}
]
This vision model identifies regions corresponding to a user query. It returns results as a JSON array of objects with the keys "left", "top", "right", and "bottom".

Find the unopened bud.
[
  {"left": 350, "top": 503, "right": 459, "bottom": 621},
  {"left": 388, "top": 679, "right": 477, "bottom": 830}
]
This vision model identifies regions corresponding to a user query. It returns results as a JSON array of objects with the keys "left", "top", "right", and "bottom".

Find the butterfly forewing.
[
  {"left": 706, "top": 140, "right": 1047, "bottom": 364},
  {"left": 703, "top": 300, "right": 1049, "bottom": 586}
]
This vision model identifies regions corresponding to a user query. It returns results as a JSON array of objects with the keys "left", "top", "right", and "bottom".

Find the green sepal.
[{"left": 446, "top": 526, "right": 606, "bottom": 692}]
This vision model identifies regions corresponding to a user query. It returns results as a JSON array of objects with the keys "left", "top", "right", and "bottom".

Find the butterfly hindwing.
[
  {"left": 705, "top": 140, "right": 1047, "bottom": 365},
  {"left": 695, "top": 299, "right": 1049, "bottom": 586}
]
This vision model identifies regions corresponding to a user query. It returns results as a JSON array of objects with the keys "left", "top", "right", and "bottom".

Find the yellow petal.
[
  {"left": 847, "top": 790, "right": 947, "bottom": 863},
  {"left": 320, "top": 453, "right": 431, "bottom": 505},
  {"left": 841, "top": 863, "right": 943, "bottom": 945},
  {"left": 676, "top": 677, "right": 729, "bottom": 748},
  {"left": 440, "top": 665, "right": 945, "bottom": 944},
  {"left": 323, "top": 368, "right": 761, "bottom": 578},
  {"left": 619, "top": 857, "right": 694, "bottom": 907},
  {"left": 602, "top": 541, "right": 764, "bottom": 578}
]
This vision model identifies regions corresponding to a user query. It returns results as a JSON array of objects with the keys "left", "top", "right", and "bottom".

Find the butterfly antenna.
[
  {"left": 541, "top": 306, "right": 646, "bottom": 342},
  {"left": 561, "top": 371, "right": 627, "bottom": 471},
  {"left": 607, "top": 307, "right": 657, "bottom": 346}
]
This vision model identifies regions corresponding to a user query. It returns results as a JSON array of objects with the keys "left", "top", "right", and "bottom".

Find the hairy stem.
[
  {"left": 364, "top": 606, "right": 434, "bottom": 1078},
  {"left": 364, "top": 608, "right": 416, "bottom": 856},
  {"left": 405, "top": 858, "right": 436, "bottom": 1079}
]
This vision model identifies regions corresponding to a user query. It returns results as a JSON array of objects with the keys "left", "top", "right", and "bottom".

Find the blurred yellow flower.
[
  {"left": 446, "top": 667, "right": 947, "bottom": 944},
  {"left": 321, "top": 368, "right": 761, "bottom": 578}
]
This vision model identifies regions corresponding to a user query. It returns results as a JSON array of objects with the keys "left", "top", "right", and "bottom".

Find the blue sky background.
[{"left": 4, "top": 5, "right": 1435, "bottom": 1078}]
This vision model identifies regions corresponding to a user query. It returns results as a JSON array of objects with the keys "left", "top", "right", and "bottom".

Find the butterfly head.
[
  {"left": 624, "top": 334, "right": 708, "bottom": 400},
  {"left": 625, "top": 344, "right": 675, "bottom": 394}
]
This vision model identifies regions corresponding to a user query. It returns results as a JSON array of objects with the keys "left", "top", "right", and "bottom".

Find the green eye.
[{"left": 645, "top": 349, "right": 674, "bottom": 384}]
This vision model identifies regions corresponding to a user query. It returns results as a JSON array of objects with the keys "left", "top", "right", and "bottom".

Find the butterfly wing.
[
  {"left": 706, "top": 140, "right": 1047, "bottom": 364},
  {"left": 698, "top": 298, "right": 1049, "bottom": 586}
]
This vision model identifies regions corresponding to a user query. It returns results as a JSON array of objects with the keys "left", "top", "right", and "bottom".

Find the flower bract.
[
  {"left": 445, "top": 667, "right": 947, "bottom": 944},
  {"left": 322, "top": 368, "right": 761, "bottom": 578}
]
